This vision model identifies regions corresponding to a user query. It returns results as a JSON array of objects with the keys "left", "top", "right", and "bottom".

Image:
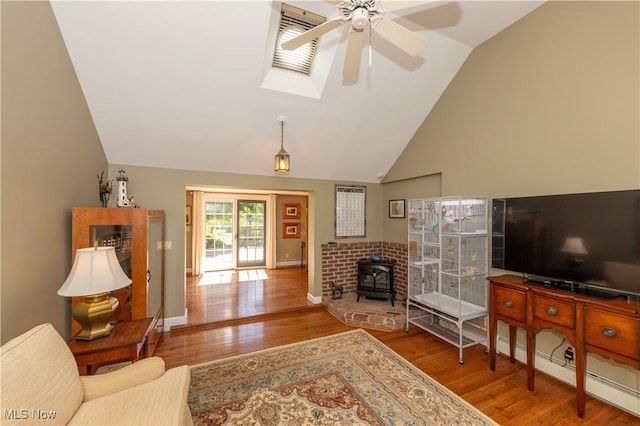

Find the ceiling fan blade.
[
  {"left": 281, "top": 18, "right": 344, "bottom": 51},
  {"left": 343, "top": 30, "right": 365, "bottom": 76},
  {"left": 382, "top": 0, "right": 433, "bottom": 13},
  {"left": 373, "top": 17, "right": 427, "bottom": 56}
]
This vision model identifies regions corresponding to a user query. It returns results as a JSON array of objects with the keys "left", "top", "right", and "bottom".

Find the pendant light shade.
[{"left": 274, "top": 115, "right": 290, "bottom": 173}]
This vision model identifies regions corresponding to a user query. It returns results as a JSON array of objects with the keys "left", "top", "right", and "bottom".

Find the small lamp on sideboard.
[
  {"left": 560, "top": 237, "right": 588, "bottom": 269},
  {"left": 58, "top": 246, "right": 132, "bottom": 340}
]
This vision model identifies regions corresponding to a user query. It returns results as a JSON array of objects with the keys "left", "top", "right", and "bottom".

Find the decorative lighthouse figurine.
[{"left": 116, "top": 169, "right": 130, "bottom": 208}]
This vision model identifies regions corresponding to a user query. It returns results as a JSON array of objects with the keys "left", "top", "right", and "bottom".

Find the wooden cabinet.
[
  {"left": 488, "top": 274, "right": 640, "bottom": 418},
  {"left": 70, "top": 208, "right": 165, "bottom": 355},
  {"left": 68, "top": 318, "right": 153, "bottom": 375},
  {"left": 584, "top": 307, "right": 640, "bottom": 364},
  {"left": 492, "top": 285, "right": 526, "bottom": 323}
]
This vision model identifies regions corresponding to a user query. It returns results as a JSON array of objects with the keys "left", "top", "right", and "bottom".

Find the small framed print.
[
  {"left": 283, "top": 223, "right": 300, "bottom": 238},
  {"left": 389, "top": 199, "right": 405, "bottom": 218},
  {"left": 283, "top": 203, "right": 301, "bottom": 219}
]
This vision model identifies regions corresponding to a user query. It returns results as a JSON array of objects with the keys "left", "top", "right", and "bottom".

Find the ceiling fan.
[{"left": 281, "top": 0, "right": 430, "bottom": 77}]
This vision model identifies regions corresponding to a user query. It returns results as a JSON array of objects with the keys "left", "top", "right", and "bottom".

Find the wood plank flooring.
[
  {"left": 158, "top": 268, "right": 639, "bottom": 425},
  {"left": 184, "top": 267, "right": 312, "bottom": 326}
]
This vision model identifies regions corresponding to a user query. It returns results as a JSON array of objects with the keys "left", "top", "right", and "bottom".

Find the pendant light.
[{"left": 274, "top": 115, "right": 290, "bottom": 173}]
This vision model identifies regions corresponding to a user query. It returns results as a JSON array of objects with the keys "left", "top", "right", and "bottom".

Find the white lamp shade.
[
  {"left": 58, "top": 247, "right": 132, "bottom": 297},
  {"left": 560, "top": 237, "right": 588, "bottom": 255}
]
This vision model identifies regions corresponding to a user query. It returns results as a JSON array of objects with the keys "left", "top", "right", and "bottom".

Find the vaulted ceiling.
[{"left": 51, "top": 1, "right": 544, "bottom": 183}]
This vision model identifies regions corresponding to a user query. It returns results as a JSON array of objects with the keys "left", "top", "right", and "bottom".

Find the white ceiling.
[{"left": 51, "top": 1, "right": 544, "bottom": 183}]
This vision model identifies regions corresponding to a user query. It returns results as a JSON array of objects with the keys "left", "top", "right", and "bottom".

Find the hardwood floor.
[
  {"left": 160, "top": 267, "right": 638, "bottom": 424},
  {"left": 184, "top": 267, "right": 312, "bottom": 326}
]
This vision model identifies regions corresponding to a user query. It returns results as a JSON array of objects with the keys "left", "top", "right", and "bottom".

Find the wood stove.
[{"left": 357, "top": 259, "right": 396, "bottom": 306}]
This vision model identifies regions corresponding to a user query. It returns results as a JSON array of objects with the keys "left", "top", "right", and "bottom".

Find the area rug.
[{"left": 188, "top": 329, "right": 497, "bottom": 425}]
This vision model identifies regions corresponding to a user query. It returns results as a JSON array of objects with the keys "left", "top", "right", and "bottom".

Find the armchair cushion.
[
  {"left": 0, "top": 323, "right": 83, "bottom": 425},
  {"left": 69, "top": 365, "right": 192, "bottom": 426},
  {"left": 80, "top": 357, "right": 166, "bottom": 401}
]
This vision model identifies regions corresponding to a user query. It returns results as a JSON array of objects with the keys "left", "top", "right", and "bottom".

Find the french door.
[
  {"left": 203, "top": 197, "right": 266, "bottom": 271},
  {"left": 236, "top": 200, "right": 266, "bottom": 268}
]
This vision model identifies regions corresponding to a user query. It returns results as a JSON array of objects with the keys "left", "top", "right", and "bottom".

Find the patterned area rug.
[{"left": 188, "top": 329, "right": 497, "bottom": 425}]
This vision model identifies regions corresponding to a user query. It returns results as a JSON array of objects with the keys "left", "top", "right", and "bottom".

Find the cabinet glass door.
[
  {"left": 147, "top": 218, "right": 164, "bottom": 318},
  {"left": 89, "top": 224, "right": 133, "bottom": 320}
]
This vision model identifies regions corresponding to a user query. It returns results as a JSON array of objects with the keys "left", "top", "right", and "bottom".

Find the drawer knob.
[
  {"left": 504, "top": 299, "right": 513, "bottom": 308},
  {"left": 603, "top": 327, "right": 617, "bottom": 338},
  {"left": 546, "top": 306, "right": 558, "bottom": 316}
]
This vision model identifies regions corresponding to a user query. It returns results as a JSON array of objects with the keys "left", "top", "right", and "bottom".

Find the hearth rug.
[{"left": 188, "top": 329, "right": 497, "bottom": 425}]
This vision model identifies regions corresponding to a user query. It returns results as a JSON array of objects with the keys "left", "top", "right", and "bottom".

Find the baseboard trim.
[
  {"left": 164, "top": 309, "right": 188, "bottom": 329},
  {"left": 496, "top": 336, "right": 640, "bottom": 416},
  {"left": 276, "top": 260, "right": 304, "bottom": 268},
  {"left": 307, "top": 293, "right": 322, "bottom": 304}
]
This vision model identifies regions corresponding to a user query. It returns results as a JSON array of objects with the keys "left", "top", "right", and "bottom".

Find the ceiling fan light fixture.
[
  {"left": 274, "top": 116, "right": 290, "bottom": 174},
  {"left": 283, "top": 0, "right": 429, "bottom": 78},
  {"left": 351, "top": 8, "right": 370, "bottom": 29}
]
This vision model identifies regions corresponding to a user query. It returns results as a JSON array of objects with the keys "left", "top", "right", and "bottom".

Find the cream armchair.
[{"left": 0, "top": 323, "right": 193, "bottom": 425}]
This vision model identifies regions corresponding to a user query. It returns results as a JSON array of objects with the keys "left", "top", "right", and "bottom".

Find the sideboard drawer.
[
  {"left": 585, "top": 308, "right": 640, "bottom": 360},
  {"left": 493, "top": 286, "right": 526, "bottom": 322},
  {"left": 533, "top": 295, "right": 575, "bottom": 329}
]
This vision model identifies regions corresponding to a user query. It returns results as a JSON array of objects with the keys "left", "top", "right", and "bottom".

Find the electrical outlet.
[{"left": 564, "top": 346, "right": 574, "bottom": 362}]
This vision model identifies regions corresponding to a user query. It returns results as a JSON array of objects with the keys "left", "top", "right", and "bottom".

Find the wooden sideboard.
[{"left": 488, "top": 274, "right": 640, "bottom": 418}]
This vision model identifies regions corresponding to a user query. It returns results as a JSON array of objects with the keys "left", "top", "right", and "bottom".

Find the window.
[{"left": 273, "top": 3, "right": 326, "bottom": 75}]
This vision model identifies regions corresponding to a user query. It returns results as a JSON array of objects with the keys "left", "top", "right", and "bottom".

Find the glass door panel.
[
  {"left": 147, "top": 217, "right": 163, "bottom": 318},
  {"left": 204, "top": 200, "right": 234, "bottom": 271},
  {"left": 89, "top": 224, "right": 133, "bottom": 320},
  {"left": 237, "top": 200, "right": 266, "bottom": 268}
]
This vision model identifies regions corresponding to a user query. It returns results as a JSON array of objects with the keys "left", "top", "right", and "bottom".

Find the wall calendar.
[{"left": 335, "top": 185, "right": 366, "bottom": 238}]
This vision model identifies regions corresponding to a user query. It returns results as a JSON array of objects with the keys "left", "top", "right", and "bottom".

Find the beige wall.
[
  {"left": 384, "top": 0, "right": 639, "bottom": 393},
  {"left": 386, "top": 1, "right": 639, "bottom": 196},
  {"left": 1, "top": 1, "right": 107, "bottom": 342}
]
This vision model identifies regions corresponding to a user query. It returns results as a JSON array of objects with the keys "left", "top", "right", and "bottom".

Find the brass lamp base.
[{"left": 72, "top": 292, "right": 120, "bottom": 340}]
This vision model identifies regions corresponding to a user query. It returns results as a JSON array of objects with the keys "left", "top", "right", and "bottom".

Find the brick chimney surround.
[{"left": 321, "top": 241, "right": 408, "bottom": 304}]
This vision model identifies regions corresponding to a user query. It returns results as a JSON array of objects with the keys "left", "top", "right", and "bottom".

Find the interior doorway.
[{"left": 186, "top": 187, "right": 312, "bottom": 326}]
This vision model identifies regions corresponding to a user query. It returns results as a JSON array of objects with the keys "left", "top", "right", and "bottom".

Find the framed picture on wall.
[
  {"left": 283, "top": 203, "right": 301, "bottom": 219},
  {"left": 283, "top": 223, "right": 300, "bottom": 238},
  {"left": 389, "top": 199, "right": 405, "bottom": 218}
]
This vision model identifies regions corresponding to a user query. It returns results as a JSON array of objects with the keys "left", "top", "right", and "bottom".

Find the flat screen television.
[{"left": 492, "top": 189, "right": 640, "bottom": 300}]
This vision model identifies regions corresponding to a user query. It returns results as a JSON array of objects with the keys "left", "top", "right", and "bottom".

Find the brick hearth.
[{"left": 324, "top": 293, "right": 407, "bottom": 332}]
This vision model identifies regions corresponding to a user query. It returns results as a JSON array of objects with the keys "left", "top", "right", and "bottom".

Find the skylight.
[{"left": 273, "top": 4, "right": 326, "bottom": 75}]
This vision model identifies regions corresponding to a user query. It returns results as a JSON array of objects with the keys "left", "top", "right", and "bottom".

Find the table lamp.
[
  {"left": 560, "top": 237, "right": 588, "bottom": 269},
  {"left": 58, "top": 246, "right": 132, "bottom": 340}
]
